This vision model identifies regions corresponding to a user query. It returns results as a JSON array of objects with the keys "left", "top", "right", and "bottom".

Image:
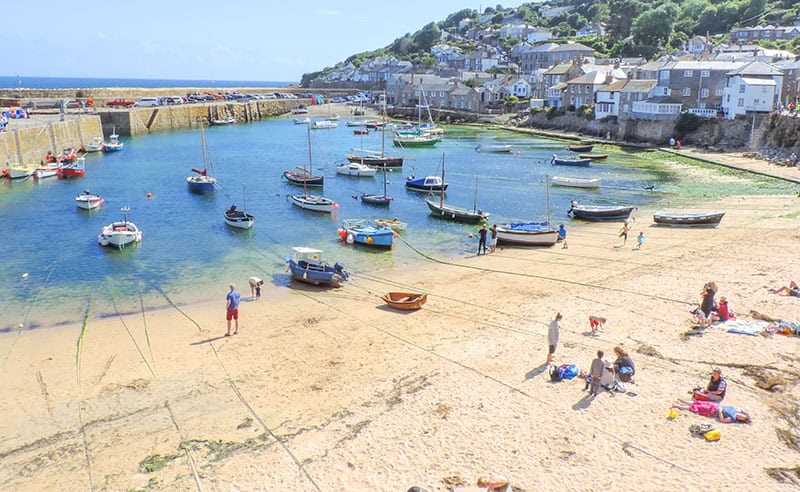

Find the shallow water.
[{"left": 0, "top": 119, "right": 793, "bottom": 330}]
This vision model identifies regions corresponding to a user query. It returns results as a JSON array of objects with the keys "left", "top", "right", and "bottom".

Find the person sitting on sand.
[
  {"left": 694, "top": 368, "right": 727, "bottom": 402},
  {"left": 671, "top": 398, "right": 719, "bottom": 417},
  {"left": 770, "top": 280, "right": 800, "bottom": 297},
  {"left": 694, "top": 282, "right": 718, "bottom": 327},
  {"left": 612, "top": 346, "right": 636, "bottom": 383},
  {"left": 717, "top": 405, "right": 751, "bottom": 424},
  {"left": 716, "top": 296, "right": 736, "bottom": 322}
]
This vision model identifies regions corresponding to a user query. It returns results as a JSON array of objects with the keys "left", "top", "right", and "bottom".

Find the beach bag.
[
  {"left": 562, "top": 364, "right": 579, "bottom": 380},
  {"left": 550, "top": 365, "right": 563, "bottom": 382},
  {"left": 693, "top": 390, "right": 711, "bottom": 401},
  {"left": 704, "top": 429, "right": 721, "bottom": 441},
  {"left": 618, "top": 365, "right": 633, "bottom": 382}
]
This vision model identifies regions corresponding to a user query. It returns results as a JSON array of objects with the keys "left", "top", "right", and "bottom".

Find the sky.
[{"left": 2, "top": 0, "right": 526, "bottom": 83}]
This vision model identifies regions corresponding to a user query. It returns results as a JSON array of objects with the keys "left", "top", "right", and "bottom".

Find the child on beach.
[
  {"left": 618, "top": 221, "right": 630, "bottom": 246},
  {"left": 588, "top": 315, "right": 606, "bottom": 334},
  {"left": 588, "top": 350, "right": 605, "bottom": 396},
  {"left": 558, "top": 224, "right": 567, "bottom": 249},
  {"left": 636, "top": 231, "right": 645, "bottom": 249}
]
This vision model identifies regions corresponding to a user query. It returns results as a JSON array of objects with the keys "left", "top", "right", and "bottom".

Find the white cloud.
[{"left": 313, "top": 9, "right": 343, "bottom": 16}]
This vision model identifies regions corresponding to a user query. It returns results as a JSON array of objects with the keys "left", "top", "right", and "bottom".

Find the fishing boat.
[
  {"left": 286, "top": 247, "right": 349, "bottom": 287},
  {"left": 552, "top": 155, "right": 591, "bottom": 166},
  {"left": 312, "top": 119, "right": 338, "bottom": 129},
  {"left": 551, "top": 176, "right": 602, "bottom": 189},
  {"left": 353, "top": 129, "right": 369, "bottom": 135},
  {"left": 97, "top": 206, "right": 142, "bottom": 249},
  {"left": 361, "top": 166, "right": 393, "bottom": 206},
  {"left": 405, "top": 175, "right": 447, "bottom": 192},
  {"left": 382, "top": 292, "right": 427, "bottom": 310},
  {"left": 345, "top": 119, "right": 369, "bottom": 127},
  {"left": 224, "top": 184, "right": 255, "bottom": 229},
  {"left": 425, "top": 159, "right": 489, "bottom": 224},
  {"left": 496, "top": 176, "right": 558, "bottom": 246},
  {"left": 347, "top": 98, "right": 405, "bottom": 168},
  {"left": 568, "top": 143, "right": 593, "bottom": 152},
  {"left": 103, "top": 127, "right": 124, "bottom": 152},
  {"left": 85, "top": 135, "right": 105, "bottom": 152},
  {"left": 568, "top": 202, "right": 636, "bottom": 221},
  {"left": 293, "top": 117, "right": 310, "bottom": 125},
  {"left": 209, "top": 116, "right": 236, "bottom": 126},
  {"left": 60, "top": 158, "right": 86, "bottom": 178},
  {"left": 290, "top": 123, "right": 337, "bottom": 213},
  {"left": 374, "top": 218, "right": 407, "bottom": 231},
  {"left": 75, "top": 190, "right": 104, "bottom": 210},
  {"left": 6, "top": 165, "right": 34, "bottom": 179},
  {"left": 578, "top": 153, "right": 608, "bottom": 160},
  {"left": 339, "top": 219, "right": 395, "bottom": 248},
  {"left": 475, "top": 143, "right": 512, "bottom": 153},
  {"left": 187, "top": 121, "right": 217, "bottom": 193},
  {"left": 653, "top": 211, "right": 725, "bottom": 227},
  {"left": 393, "top": 132, "right": 440, "bottom": 148},
  {"left": 33, "top": 163, "right": 62, "bottom": 179},
  {"left": 336, "top": 162, "right": 376, "bottom": 177}
]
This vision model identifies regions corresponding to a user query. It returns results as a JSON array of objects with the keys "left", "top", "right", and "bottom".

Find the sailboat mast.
[
  {"left": 304, "top": 122, "right": 311, "bottom": 197},
  {"left": 440, "top": 154, "right": 445, "bottom": 208},
  {"left": 243, "top": 183, "right": 247, "bottom": 213},
  {"left": 200, "top": 120, "right": 207, "bottom": 172},
  {"left": 381, "top": 92, "right": 386, "bottom": 158},
  {"left": 545, "top": 175, "right": 552, "bottom": 226},
  {"left": 473, "top": 176, "right": 478, "bottom": 213}
]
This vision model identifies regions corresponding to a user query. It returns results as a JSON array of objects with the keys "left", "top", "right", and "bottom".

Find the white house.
[
  {"left": 594, "top": 80, "right": 627, "bottom": 119},
  {"left": 500, "top": 78, "right": 532, "bottom": 98},
  {"left": 526, "top": 28, "right": 553, "bottom": 44},
  {"left": 721, "top": 61, "right": 784, "bottom": 119}
]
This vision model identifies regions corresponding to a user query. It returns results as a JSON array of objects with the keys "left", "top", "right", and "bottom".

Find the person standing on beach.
[
  {"left": 225, "top": 283, "right": 240, "bottom": 336},
  {"left": 477, "top": 224, "right": 488, "bottom": 255},
  {"left": 547, "top": 312, "right": 562, "bottom": 366},
  {"left": 618, "top": 221, "right": 630, "bottom": 246},
  {"left": 489, "top": 224, "right": 498, "bottom": 253},
  {"left": 558, "top": 224, "right": 567, "bottom": 249}
]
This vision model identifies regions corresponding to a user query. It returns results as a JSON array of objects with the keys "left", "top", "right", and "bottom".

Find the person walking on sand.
[
  {"left": 489, "top": 224, "right": 498, "bottom": 253},
  {"left": 477, "top": 224, "right": 488, "bottom": 255},
  {"left": 558, "top": 224, "right": 567, "bottom": 249},
  {"left": 546, "top": 312, "right": 562, "bottom": 366},
  {"left": 618, "top": 221, "right": 630, "bottom": 246},
  {"left": 225, "top": 283, "right": 240, "bottom": 336},
  {"left": 636, "top": 231, "right": 645, "bottom": 249},
  {"left": 248, "top": 276, "right": 263, "bottom": 300},
  {"left": 589, "top": 350, "right": 605, "bottom": 396}
]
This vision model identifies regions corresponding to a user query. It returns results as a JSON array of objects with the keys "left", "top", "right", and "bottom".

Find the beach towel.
[{"left": 724, "top": 320, "right": 768, "bottom": 336}]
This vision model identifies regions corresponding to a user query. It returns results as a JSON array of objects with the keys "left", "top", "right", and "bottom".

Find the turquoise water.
[{"left": 0, "top": 120, "right": 794, "bottom": 330}]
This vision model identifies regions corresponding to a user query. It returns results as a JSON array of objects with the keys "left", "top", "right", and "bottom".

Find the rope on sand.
[
  {"left": 75, "top": 299, "right": 95, "bottom": 491},
  {"left": 164, "top": 400, "right": 204, "bottom": 492}
]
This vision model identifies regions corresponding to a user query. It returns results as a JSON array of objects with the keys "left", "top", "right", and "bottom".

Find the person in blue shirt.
[
  {"left": 718, "top": 405, "right": 751, "bottom": 424},
  {"left": 557, "top": 224, "right": 567, "bottom": 249},
  {"left": 225, "top": 283, "right": 241, "bottom": 336}
]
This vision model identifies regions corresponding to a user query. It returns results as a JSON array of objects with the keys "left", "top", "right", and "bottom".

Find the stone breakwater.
[{"left": 0, "top": 116, "right": 102, "bottom": 167}]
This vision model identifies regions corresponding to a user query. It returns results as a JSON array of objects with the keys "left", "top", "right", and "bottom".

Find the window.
[
  {"left": 739, "top": 85, "right": 746, "bottom": 93},
  {"left": 754, "top": 99, "right": 760, "bottom": 105},
  {"left": 715, "top": 89, "right": 723, "bottom": 97},
  {"left": 738, "top": 98, "right": 744, "bottom": 107},
  {"left": 726, "top": 94, "right": 731, "bottom": 102},
  {"left": 684, "top": 70, "right": 693, "bottom": 78},
  {"left": 701, "top": 88, "right": 709, "bottom": 98},
  {"left": 682, "top": 87, "right": 691, "bottom": 96}
]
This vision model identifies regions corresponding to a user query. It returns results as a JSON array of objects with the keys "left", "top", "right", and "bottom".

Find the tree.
[
  {"left": 412, "top": 23, "right": 441, "bottom": 52},
  {"left": 631, "top": 4, "right": 678, "bottom": 57},
  {"left": 605, "top": 0, "right": 646, "bottom": 41}
]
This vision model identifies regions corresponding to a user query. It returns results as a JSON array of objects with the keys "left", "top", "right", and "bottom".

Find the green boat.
[{"left": 393, "top": 133, "right": 440, "bottom": 147}]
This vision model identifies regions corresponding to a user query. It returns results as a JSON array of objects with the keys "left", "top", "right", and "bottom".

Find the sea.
[
  {"left": 0, "top": 119, "right": 794, "bottom": 331},
  {"left": 0, "top": 76, "right": 294, "bottom": 89}
]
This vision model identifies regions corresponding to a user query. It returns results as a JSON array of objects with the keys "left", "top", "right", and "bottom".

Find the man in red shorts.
[{"left": 225, "top": 283, "right": 240, "bottom": 336}]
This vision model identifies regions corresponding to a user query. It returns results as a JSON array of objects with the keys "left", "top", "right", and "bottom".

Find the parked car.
[
  {"left": 203, "top": 92, "right": 224, "bottom": 100},
  {"left": 187, "top": 95, "right": 205, "bottom": 103},
  {"left": 160, "top": 96, "right": 184, "bottom": 105},
  {"left": 133, "top": 97, "right": 160, "bottom": 107},
  {"left": 106, "top": 98, "right": 135, "bottom": 108}
]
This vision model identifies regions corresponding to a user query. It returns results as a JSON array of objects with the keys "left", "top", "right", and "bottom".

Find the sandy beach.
[{"left": 2, "top": 163, "right": 800, "bottom": 490}]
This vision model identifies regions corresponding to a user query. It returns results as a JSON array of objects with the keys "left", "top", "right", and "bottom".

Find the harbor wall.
[{"left": 0, "top": 116, "right": 102, "bottom": 167}]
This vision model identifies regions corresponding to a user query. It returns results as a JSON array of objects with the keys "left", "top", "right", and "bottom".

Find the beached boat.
[
  {"left": 653, "top": 211, "right": 725, "bottom": 227},
  {"left": 291, "top": 106, "right": 308, "bottom": 115},
  {"left": 374, "top": 218, "right": 407, "bottom": 232},
  {"left": 60, "top": 158, "right": 85, "bottom": 178},
  {"left": 312, "top": 119, "right": 338, "bottom": 129},
  {"left": 405, "top": 175, "right": 447, "bottom": 192},
  {"left": 103, "top": 128, "right": 124, "bottom": 152},
  {"left": 382, "top": 292, "right": 427, "bottom": 310},
  {"left": 361, "top": 167, "right": 393, "bottom": 206},
  {"left": 426, "top": 170, "right": 489, "bottom": 224},
  {"left": 85, "top": 135, "right": 105, "bottom": 152},
  {"left": 224, "top": 184, "right": 254, "bottom": 230},
  {"left": 568, "top": 143, "right": 593, "bottom": 152},
  {"left": 97, "top": 206, "right": 142, "bottom": 249},
  {"left": 187, "top": 122, "right": 217, "bottom": 193},
  {"left": 75, "top": 190, "right": 104, "bottom": 210},
  {"left": 336, "top": 162, "right": 376, "bottom": 177},
  {"left": 339, "top": 219, "right": 395, "bottom": 248},
  {"left": 496, "top": 222, "right": 558, "bottom": 246},
  {"left": 286, "top": 247, "right": 349, "bottom": 287},
  {"left": 552, "top": 155, "right": 591, "bottom": 167},
  {"left": 291, "top": 123, "right": 336, "bottom": 213},
  {"left": 551, "top": 176, "right": 602, "bottom": 189},
  {"left": 6, "top": 165, "right": 34, "bottom": 179},
  {"left": 578, "top": 153, "right": 608, "bottom": 160},
  {"left": 568, "top": 202, "right": 636, "bottom": 221},
  {"left": 475, "top": 143, "right": 512, "bottom": 153}
]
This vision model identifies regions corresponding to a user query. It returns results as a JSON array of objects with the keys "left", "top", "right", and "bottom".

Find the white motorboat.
[
  {"left": 97, "top": 207, "right": 142, "bottom": 249},
  {"left": 6, "top": 165, "right": 34, "bottom": 179},
  {"left": 76, "top": 190, "right": 104, "bottom": 210},
  {"left": 85, "top": 136, "right": 105, "bottom": 152},
  {"left": 293, "top": 117, "right": 310, "bottom": 125},
  {"left": 312, "top": 119, "right": 338, "bottom": 129},
  {"left": 551, "top": 176, "right": 602, "bottom": 189},
  {"left": 33, "top": 164, "right": 62, "bottom": 179},
  {"left": 336, "top": 162, "right": 376, "bottom": 177}
]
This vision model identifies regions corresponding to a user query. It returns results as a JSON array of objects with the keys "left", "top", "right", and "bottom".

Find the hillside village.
[{"left": 305, "top": 4, "right": 800, "bottom": 139}]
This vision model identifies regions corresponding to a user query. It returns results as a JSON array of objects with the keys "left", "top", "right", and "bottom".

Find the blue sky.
[{"left": 2, "top": 1, "right": 525, "bottom": 83}]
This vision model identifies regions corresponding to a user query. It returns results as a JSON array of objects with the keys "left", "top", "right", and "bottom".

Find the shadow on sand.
[{"left": 525, "top": 363, "right": 549, "bottom": 381}]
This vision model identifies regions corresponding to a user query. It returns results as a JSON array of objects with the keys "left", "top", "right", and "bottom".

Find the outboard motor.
[{"left": 334, "top": 262, "right": 349, "bottom": 280}]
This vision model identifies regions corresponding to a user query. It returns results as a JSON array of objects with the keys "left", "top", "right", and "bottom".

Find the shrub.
[{"left": 674, "top": 112, "right": 702, "bottom": 138}]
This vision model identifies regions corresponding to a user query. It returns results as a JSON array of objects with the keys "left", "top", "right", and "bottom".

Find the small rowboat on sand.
[
  {"left": 568, "top": 144, "right": 593, "bottom": 152},
  {"left": 382, "top": 292, "right": 427, "bottom": 310},
  {"left": 578, "top": 153, "right": 608, "bottom": 160},
  {"left": 551, "top": 176, "right": 602, "bottom": 189}
]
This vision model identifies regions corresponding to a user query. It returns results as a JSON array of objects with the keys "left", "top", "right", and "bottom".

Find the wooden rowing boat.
[
  {"left": 382, "top": 292, "right": 427, "bottom": 310},
  {"left": 578, "top": 153, "right": 608, "bottom": 160},
  {"left": 551, "top": 176, "right": 601, "bottom": 189}
]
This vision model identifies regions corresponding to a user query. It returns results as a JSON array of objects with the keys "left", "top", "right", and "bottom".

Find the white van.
[{"left": 134, "top": 97, "right": 160, "bottom": 107}]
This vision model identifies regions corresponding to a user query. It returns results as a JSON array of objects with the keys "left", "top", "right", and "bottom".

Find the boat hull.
[
  {"left": 287, "top": 260, "right": 344, "bottom": 287},
  {"left": 98, "top": 222, "right": 142, "bottom": 249},
  {"left": 343, "top": 227, "right": 395, "bottom": 248},
  {"left": 393, "top": 135, "right": 440, "bottom": 147},
  {"left": 284, "top": 171, "right": 324, "bottom": 187},
  {"left": 571, "top": 205, "right": 635, "bottom": 221},
  {"left": 291, "top": 194, "right": 335, "bottom": 212},
  {"left": 8, "top": 168, "right": 34, "bottom": 179},
  {"left": 553, "top": 158, "right": 591, "bottom": 167},
  {"left": 425, "top": 198, "right": 489, "bottom": 224},
  {"left": 336, "top": 164, "right": 376, "bottom": 177},
  {"left": 475, "top": 144, "right": 512, "bottom": 153},
  {"left": 551, "top": 176, "right": 601, "bottom": 189},
  {"left": 374, "top": 219, "right": 407, "bottom": 231},
  {"left": 361, "top": 193, "right": 392, "bottom": 206},
  {"left": 346, "top": 155, "right": 404, "bottom": 168},
  {"left": 568, "top": 144, "right": 593, "bottom": 152},
  {"left": 224, "top": 212, "right": 255, "bottom": 229},
  {"left": 76, "top": 195, "right": 104, "bottom": 210},
  {"left": 382, "top": 292, "right": 427, "bottom": 310},
  {"left": 653, "top": 211, "right": 725, "bottom": 227},
  {"left": 103, "top": 144, "right": 124, "bottom": 152},
  {"left": 496, "top": 222, "right": 558, "bottom": 246},
  {"left": 186, "top": 176, "right": 217, "bottom": 193},
  {"left": 405, "top": 179, "right": 448, "bottom": 192},
  {"left": 578, "top": 153, "right": 607, "bottom": 160}
]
